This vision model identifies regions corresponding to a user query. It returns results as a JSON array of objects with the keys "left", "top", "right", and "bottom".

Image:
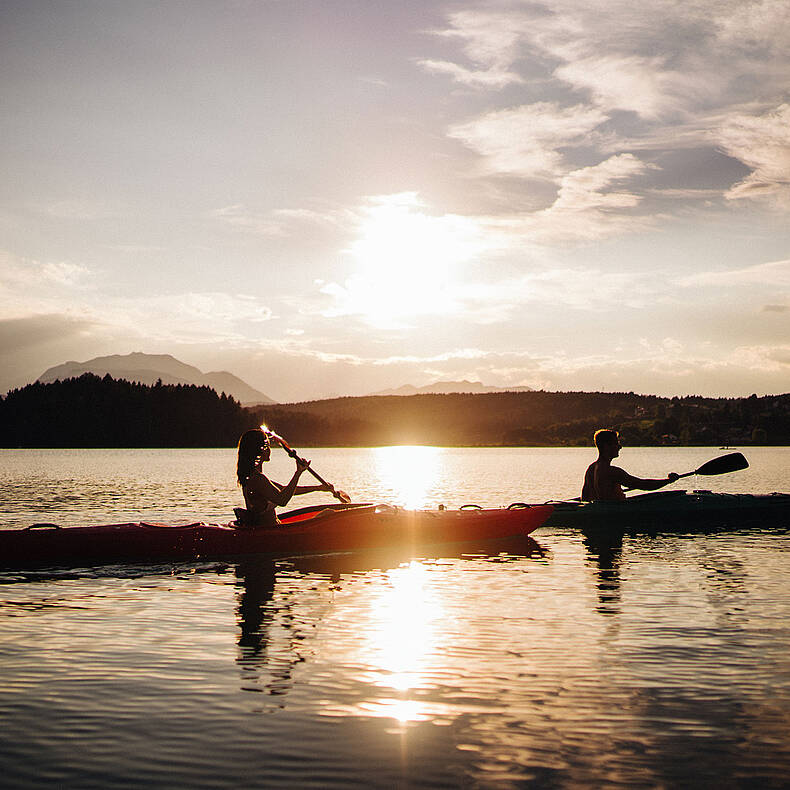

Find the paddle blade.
[
  {"left": 334, "top": 489, "right": 352, "bottom": 504},
  {"left": 694, "top": 452, "right": 749, "bottom": 476}
]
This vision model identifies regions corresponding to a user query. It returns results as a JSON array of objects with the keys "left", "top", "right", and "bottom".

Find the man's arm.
[{"left": 615, "top": 467, "right": 679, "bottom": 492}]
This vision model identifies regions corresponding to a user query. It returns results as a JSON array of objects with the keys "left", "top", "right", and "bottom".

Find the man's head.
[{"left": 593, "top": 428, "right": 621, "bottom": 458}]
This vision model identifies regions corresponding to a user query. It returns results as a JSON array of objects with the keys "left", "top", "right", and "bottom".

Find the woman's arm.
[
  {"left": 293, "top": 483, "right": 333, "bottom": 495},
  {"left": 250, "top": 462, "right": 310, "bottom": 507},
  {"left": 267, "top": 456, "right": 319, "bottom": 506},
  {"left": 269, "top": 467, "right": 308, "bottom": 506}
]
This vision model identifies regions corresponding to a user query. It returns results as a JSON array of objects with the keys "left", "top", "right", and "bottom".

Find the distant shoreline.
[{"left": 3, "top": 374, "right": 788, "bottom": 448}]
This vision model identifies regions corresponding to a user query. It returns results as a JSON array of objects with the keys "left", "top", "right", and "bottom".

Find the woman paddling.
[{"left": 236, "top": 428, "right": 332, "bottom": 527}]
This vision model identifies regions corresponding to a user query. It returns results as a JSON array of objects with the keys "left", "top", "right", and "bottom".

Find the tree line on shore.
[
  {"left": 0, "top": 374, "right": 253, "bottom": 447},
  {"left": 1, "top": 372, "right": 788, "bottom": 447},
  {"left": 254, "top": 390, "right": 789, "bottom": 447}
]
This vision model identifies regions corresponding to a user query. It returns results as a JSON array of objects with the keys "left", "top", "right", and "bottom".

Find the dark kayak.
[
  {"left": 540, "top": 490, "right": 790, "bottom": 530},
  {"left": 0, "top": 502, "right": 553, "bottom": 569}
]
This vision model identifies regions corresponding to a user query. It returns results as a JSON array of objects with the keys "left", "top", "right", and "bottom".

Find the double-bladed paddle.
[
  {"left": 674, "top": 451, "right": 749, "bottom": 480},
  {"left": 623, "top": 451, "right": 749, "bottom": 492},
  {"left": 262, "top": 426, "right": 352, "bottom": 504}
]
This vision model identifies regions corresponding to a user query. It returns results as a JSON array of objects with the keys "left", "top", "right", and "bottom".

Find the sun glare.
[
  {"left": 373, "top": 445, "right": 441, "bottom": 509},
  {"left": 328, "top": 194, "right": 483, "bottom": 327}
]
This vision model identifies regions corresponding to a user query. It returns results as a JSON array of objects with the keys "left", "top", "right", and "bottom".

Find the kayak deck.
[
  {"left": 0, "top": 503, "right": 553, "bottom": 569},
  {"left": 542, "top": 490, "right": 790, "bottom": 530}
]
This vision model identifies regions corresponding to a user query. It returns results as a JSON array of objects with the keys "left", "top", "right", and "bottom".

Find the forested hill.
[
  {"left": 255, "top": 390, "right": 790, "bottom": 447},
  {"left": 1, "top": 373, "right": 788, "bottom": 447},
  {"left": 1, "top": 373, "right": 254, "bottom": 447}
]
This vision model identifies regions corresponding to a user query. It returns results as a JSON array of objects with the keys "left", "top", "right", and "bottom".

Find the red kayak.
[{"left": 0, "top": 502, "right": 553, "bottom": 569}]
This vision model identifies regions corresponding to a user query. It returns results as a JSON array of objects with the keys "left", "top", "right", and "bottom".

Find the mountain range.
[
  {"left": 38, "top": 352, "right": 275, "bottom": 406},
  {"left": 35, "top": 354, "right": 531, "bottom": 405},
  {"left": 370, "top": 380, "right": 534, "bottom": 396}
]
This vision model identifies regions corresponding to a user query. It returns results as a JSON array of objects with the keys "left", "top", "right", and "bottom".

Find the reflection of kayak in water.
[
  {"left": 0, "top": 502, "right": 553, "bottom": 569},
  {"left": 539, "top": 490, "right": 790, "bottom": 530}
]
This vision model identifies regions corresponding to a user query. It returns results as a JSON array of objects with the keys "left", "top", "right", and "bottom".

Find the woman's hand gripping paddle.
[{"left": 262, "top": 427, "right": 352, "bottom": 504}]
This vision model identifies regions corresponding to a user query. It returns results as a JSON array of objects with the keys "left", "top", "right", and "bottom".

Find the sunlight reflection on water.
[{"left": 360, "top": 561, "right": 440, "bottom": 693}]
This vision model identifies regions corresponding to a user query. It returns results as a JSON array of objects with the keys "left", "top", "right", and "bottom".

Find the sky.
[{"left": 1, "top": 0, "right": 789, "bottom": 403}]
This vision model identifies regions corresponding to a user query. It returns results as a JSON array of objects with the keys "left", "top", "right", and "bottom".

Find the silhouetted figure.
[
  {"left": 234, "top": 561, "right": 298, "bottom": 700},
  {"left": 235, "top": 428, "right": 331, "bottom": 527},
  {"left": 582, "top": 428, "right": 678, "bottom": 502},
  {"left": 236, "top": 560, "right": 277, "bottom": 661},
  {"left": 582, "top": 531, "right": 624, "bottom": 615}
]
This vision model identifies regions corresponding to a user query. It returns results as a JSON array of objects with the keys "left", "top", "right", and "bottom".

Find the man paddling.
[{"left": 582, "top": 429, "right": 679, "bottom": 502}]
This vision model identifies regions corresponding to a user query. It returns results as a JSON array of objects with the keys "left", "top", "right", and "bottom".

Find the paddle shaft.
[{"left": 267, "top": 431, "right": 349, "bottom": 502}]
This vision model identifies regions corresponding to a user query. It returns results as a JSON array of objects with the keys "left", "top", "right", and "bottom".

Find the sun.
[
  {"left": 324, "top": 193, "right": 484, "bottom": 328},
  {"left": 373, "top": 445, "right": 442, "bottom": 509}
]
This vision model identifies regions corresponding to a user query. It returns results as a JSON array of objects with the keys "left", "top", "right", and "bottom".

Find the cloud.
[
  {"left": 430, "top": 2, "right": 734, "bottom": 116},
  {"left": 719, "top": 104, "right": 790, "bottom": 209},
  {"left": 212, "top": 203, "right": 354, "bottom": 236},
  {"left": 448, "top": 102, "right": 609, "bottom": 178},
  {"left": 424, "top": 0, "right": 790, "bottom": 218},
  {"left": 729, "top": 343, "right": 790, "bottom": 370},
  {"left": 0, "top": 314, "right": 96, "bottom": 355},
  {"left": 451, "top": 261, "right": 659, "bottom": 315},
  {"left": 107, "top": 292, "right": 275, "bottom": 345},
  {"left": 42, "top": 200, "right": 117, "bottom": 220},
  {"left": 423, "top": 7, "right": 538, "bottom": 76},
  {"left": 0, "top": 250, "right": 92, "bottom": 319},
  {"left": 0, "top": 250, "right": 276, "bottom": 345},
  {"left": 417, "top": 58, "right": 523, "bottom": 89},
  {"left": 468, "top": 341, "right": 790, "bottom": 396},
  {"left": 716, "top": 0, "right": 790, "bottom": 54},
  {"left": 549, "top": 153, "right": 654, "bottom": 211},
  {"left": 371, "top": 348, "right": 490, "bottom": 366},
  {"left": 480, "top": 154, "right": 658, "bottom": 243},
  {"left": 295, "top": 341, "right": 790, "bottom": 398},
  {"left": 39, "top": 262, "right": 90, "bottom": 286},
  {"left": 211, "top": 204, "right": 289, "bottom": 236},
  {"left": 679, "top": 258, "right": 790, "bottom": 288},
  {"left": 0, "top": 250, "right": 90, "bottom": 292},
  {"left": 554, "top": 55, "right": 703, "bottom": 120}
]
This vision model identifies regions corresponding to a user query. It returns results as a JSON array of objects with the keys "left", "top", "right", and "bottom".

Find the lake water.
[{"left": 0, "top": 446, "right": 788, "bottom": 788}]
